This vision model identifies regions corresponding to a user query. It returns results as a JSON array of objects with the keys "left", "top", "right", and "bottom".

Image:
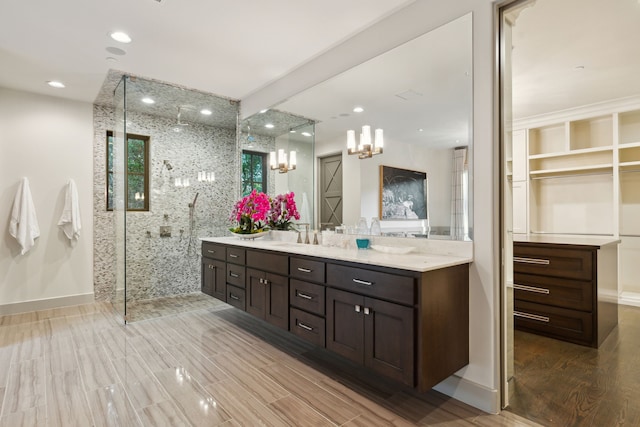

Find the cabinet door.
[
  {"left": 364, "top": 297, "right": 414, "bottom": 386},
  {"left": 326, "top": 288, "right": 364, "bottom": 364},
  {"left": 265, "top": 272, "right": 288, "bottom": 330},
  {"left": 202, "top": 259, "right": 225, "bottom": 300},
  {"left": 512, "top": 181, "right": 528, "bottom": 234},
  {"left": 246, "top": 268, "right": 266, "bottom": 319}
]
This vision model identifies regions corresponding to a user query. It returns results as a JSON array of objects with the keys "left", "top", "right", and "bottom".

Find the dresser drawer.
[
  {"left": 247, "top": 250, "right": 288, "bottom": 275},
  {"left": 513, "top": 245, "right": 593, "bottom": 281},
  {"left": 290, "top": 279, "right": 325, "bottom": 316},
  {"left": 290, "top": 257, "right": 325, "bottom": 283},
  {"left": 289, "top": 307, "right": 325, "bottom": 347},
  {"left": 514, "top": 300, "right": 593, "bottom": 346},
  {"left": 226, "top": 247, "right": 246, "bottom": 264},
  {"left": 226, "top": 264, "right": 245, "bottom": 288},
  {"left": 326, "top": 264, "right": 415, "bottom": 306},
  {"left": 514, "top": 273, "right": 593, "bottom": 311},
  {"left": 227, "top": 285, "right": 246, "bottom": 311},
  {"left": 202, "top": 242, "right": 226, "bottom": 261}
]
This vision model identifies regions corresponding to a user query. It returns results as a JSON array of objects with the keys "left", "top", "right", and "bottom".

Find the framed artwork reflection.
[{"left": 379, "top": 165, "right": 428, "bottom": 220}]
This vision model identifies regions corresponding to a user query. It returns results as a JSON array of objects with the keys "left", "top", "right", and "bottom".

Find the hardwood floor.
[
  {"left": 0, "top": 297, "right": 539, "bottom": 426},
  {"left": 508, "top": 305, "right": 640, "bottom": 426}
]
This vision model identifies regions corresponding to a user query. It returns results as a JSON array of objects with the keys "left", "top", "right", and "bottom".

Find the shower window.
[
  {"left": 107, "top": 131, "right": 150, "bottom": 211},
  {"left": 242, "top": 150, "right": 267, "bottom": 196}
]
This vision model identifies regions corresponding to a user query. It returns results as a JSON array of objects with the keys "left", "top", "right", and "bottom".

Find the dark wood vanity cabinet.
[
  {"left": 326, "top": 287, "right": 414, "bottom": 386},
  {"left": 201, "top": 241, "right": 469, "bottom": 392},
  {"left": 513, "top": 241, "right": 618, "bottom": 348},
  {"left": 201, "top": 242, "right": 226, "bottom": 300}
]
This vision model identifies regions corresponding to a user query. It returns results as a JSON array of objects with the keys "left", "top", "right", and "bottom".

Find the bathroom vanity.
[
  {"left": 513, "top": 235, "right": 619, "bottom": 348},
  {"left": 201, "top": 237, "right": 472, "bottom": 391}
]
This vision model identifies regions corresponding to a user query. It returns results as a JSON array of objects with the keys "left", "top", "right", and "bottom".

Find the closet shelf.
[
  {"left": 529, "top": 163, "right": 613, "bottom": 177},
  {"left": 620, "top": 161, "right": 640, "bottom": 169},
  {"left": 529, "top": 145, "right": 613, "bottom": 160},
  {"left": 619, "top": 141, "right": 640, "bottom": 149}
]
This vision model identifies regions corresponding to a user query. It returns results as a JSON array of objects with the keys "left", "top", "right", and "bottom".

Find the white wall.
[
  {"left": 0, "top": 88, "right": 94, "bottom": 312},
  {"left": 243, "top": 0, "right": 499, "bottom": 413}
]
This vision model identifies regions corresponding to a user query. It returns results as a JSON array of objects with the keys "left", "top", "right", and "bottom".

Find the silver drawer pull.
[
  {"left": 364, "top": 307, "right": 370, "bottom": 315},
  {"left": 514, "top": 284, "right": 550, "bottom": 295},
  {"left": 514, "top": 311, "right": 549, "bottom": 323},
  {"left": 355, "top": 304, "right": 361, "bottom": 313},
  {"left": 208, "top": 264, "right": 216, "bottom": 270},
  {"left": 297, "top": 267, "right": 312, "bottom": 273},
  {"left": 514, "top": 257, "right": 550, "bottom": 265},
  {"left": 352, "top": 278, "right": 373, "bottom": 286},
  {"left": 296, "top": 292, "right": 313, "bottom": 300},
  {"left": 229, "top": 294, "right": 240, "bottom": 301},
  {"left": 229, "top": 272, "right": 239, "bottom": 278},
  {"left": 297, "top": 322, "right": 313, "bottom": 331},
  {"left": 207, "top": 250, "right": 216, "bottom": 254},
  {"left": 229, "top": 254, "right": 239, "bottom": 258}
]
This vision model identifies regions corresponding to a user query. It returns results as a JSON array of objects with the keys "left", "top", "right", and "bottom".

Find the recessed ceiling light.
[
  {"left": 418, "top": 128, "right": 424, "bottom": 132},
  {"left": 106, "top": 56, "right": 118, "bottom": 62},
  {"left": 110, "top": 31, "right": 132, "bottom": 43},
  {"left": 141, "top": 97, "right": 155, "bottom": 104},
  {"left": 574, "top": 65, "right": 585, "bottom": 71},
  {"left": 106, "top": 47, "right": 126, "bottom": 56},
  {"left": 47, "top": 81, "right": 65, "bottom": 88},
  {"left": 260, "top": 109, "right": 269, "bottom": 113},
  {"left": 301, "top": 132, "right": 312, "bottom": 137},
  {"left": 353, "top": 106, "right": 364, "bottom": 113},
  {"left": 289, "top": 129, "right": 296, "bottom": 133},
  {"left": 200, "top": 109, "right": 212, "bottom": 115},
  {"left": 265, "top": 123, "right": 275, "bottom": 129}
]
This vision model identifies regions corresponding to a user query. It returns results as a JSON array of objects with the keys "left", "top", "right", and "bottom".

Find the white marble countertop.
[
  {"left": 201, "top": 236, "right": 472, "bottom": 273},
  {"left": 514, "top": 234, "right": 620, "bottom": 248}
]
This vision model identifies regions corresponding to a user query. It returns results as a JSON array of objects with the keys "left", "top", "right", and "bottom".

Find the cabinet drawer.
[
  {"left": 226, "top": 247, "right": 246, "bottom": 264},
  {"left": 514, "top": 245, "right": 593, "bottom": 281},
  {"left": 290, "top": 257, "right": 325, "bottom": 283},
  {"left": 247, "top": 250, "right": 288, "bottom": 275},
  {"left": 227, "top": 285, "right": 246, "bottom": 311},
  {"left": 290, "top": 308, "right": 325, "bottom": 347},
  {"left": 514, "top": 300, "right": 593, "bottom": 345},
  {"left": 290, "top": 279, "right": 325, "bottom": 316},
  {"left": 514, "top": 273, "right": 593, "bottom": 311},
  {"left": 326, "top": 264, "right": 415, "bottom": 306},
  {"left": 226, "top": 264, "right": 245, "bottom": 288},
  {"left": 202, "top": 242, "right": 225, "bottom": 261}
]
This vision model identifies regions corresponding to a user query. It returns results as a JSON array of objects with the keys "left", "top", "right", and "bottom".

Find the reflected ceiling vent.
[{"left": 395, "top": 89, "right": 423, "bottom": 101}]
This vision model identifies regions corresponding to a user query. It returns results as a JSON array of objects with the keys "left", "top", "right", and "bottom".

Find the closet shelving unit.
[{"left": 511, "top": 98, "right": 640, "bottom": 304}]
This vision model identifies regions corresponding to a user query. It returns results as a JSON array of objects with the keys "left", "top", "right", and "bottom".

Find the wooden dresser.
[{"left": 513, "top": 236, "right": 619, "bottom": 348}]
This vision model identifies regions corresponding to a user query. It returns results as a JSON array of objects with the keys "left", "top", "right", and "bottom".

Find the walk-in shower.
[{"left": 106, "top": 74, "right": 240, "bottom": 322}]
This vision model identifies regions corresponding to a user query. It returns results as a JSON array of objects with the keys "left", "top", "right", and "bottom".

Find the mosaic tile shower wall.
[{"left": 93, "top": 105, "right": 243, "bottom": 302}]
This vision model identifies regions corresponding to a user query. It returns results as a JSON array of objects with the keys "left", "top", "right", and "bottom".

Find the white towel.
[
  {"left": 58, "top": 179, "right": 82, "bottom": 241},
  {"left": 9, "top": 177, "right": 40, "bottom": 255}
]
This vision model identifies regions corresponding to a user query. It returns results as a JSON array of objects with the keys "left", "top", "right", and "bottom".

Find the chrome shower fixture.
[{"left": 163, "top": 160, "right": 173, "bottom": 171}]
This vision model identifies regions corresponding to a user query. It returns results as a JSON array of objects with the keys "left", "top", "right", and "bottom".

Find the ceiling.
[
  {"left": 510, "top": 0, "right": 640, "bottom": 119},
  {"left": 0, "top": 0, "right": 411, "bottom": 104},
  {"left": 1, "top": 0, "right": 639, "bottom": 136}
]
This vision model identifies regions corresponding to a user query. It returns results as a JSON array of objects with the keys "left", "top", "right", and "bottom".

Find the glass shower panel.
[{"left": 112, "top": 75, "right": 127, "bottom": 320}]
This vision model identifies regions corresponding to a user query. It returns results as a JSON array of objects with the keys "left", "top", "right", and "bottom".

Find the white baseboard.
[
  {"left": 619, "top": 291, "right": 640, "bottom": 308},
  {"left": 0, "top": 293, "right": 95, "bottom": 316},
  {"left": 433, "top": 374, "right": 500, "bottom": 415}
]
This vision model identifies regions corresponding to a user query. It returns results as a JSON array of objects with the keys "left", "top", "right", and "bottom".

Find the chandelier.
[
  {"left": 270, "top": 149, "right": 297, "bottom": 173},
  {"left": 347, "top": 125, "right": 383, "bottom": 159}
]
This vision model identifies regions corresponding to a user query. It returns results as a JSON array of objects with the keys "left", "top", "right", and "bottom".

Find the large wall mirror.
[
  {"left": 273, "top": 12, "right": 473, "bottom": 240},
  {"left": 239, "top": 110, "right": 316, "bottom": 225}
]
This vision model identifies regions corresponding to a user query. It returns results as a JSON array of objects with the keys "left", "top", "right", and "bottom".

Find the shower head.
[{"left": 163, "top": 160, "right": 173, "bottom": 171}]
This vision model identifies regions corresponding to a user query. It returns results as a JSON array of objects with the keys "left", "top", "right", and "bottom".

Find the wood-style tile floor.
[
  {"left": 508, "top": 305, "right": 640, "bottom": 427},
  {"left": 0, "top": 297, "right": 540, "bottom": 426}
]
